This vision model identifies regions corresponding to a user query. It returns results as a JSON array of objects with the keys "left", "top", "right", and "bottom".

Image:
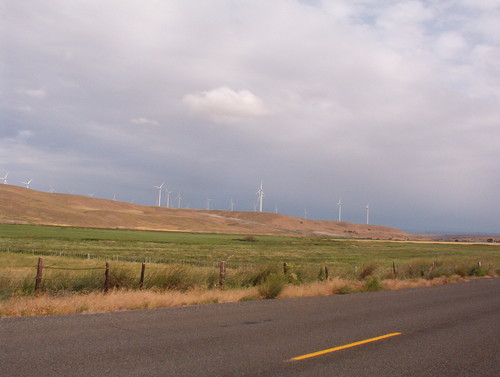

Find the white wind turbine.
[
  {"left": 337, "top": 198, "right": 342, "bottom": 222},
  {"left": 230, "top": 198, "right": 235, "bottom": 211},
  {"left": 48, "top": 185, "right": 55, "bottom": 193},
  {"left": 165, "top": 189, "right": 172, "bottom": 208},
  {"left": 154, "top": 183, "right": 164, "bottom": 207},
  {"left": 1, "top": 172, "right": 8, "bottom": 184},
  {"left": 175, "top": 192, "right": 182, "bottom": 208},
  {"left": 207, "top": 198, "right": 212, "bottom": 210},
  {"left": 21, "top": 178, "right": 33, "bottom": 189},
  {"left": 366, "top": 204, "right": 370, "bottom": 225},
  {"left": 256, "top": 181, "right": 265, "bottom": 212}
]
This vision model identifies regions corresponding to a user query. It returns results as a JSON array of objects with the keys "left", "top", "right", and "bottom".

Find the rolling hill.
[{"left": 0, "top": 184, "right": 417, "bottom": 240}]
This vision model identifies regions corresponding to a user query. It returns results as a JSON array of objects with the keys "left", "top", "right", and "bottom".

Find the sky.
[{"left": 1, "top": 0, "right": 499, "bottom": 234}]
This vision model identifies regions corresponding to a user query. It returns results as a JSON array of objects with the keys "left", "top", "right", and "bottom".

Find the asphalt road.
[{"left": 1, "top": 278, "right": 499, "bottom": 377}]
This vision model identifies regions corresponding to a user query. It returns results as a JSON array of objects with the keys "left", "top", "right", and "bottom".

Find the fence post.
[
  {"left": 139, "top": 263, "right": 146, "bottom": 290},
  {"left": 324, "top": 266, "right": 329, "bottom": 280},
  {"left": 34, "top": 257, "right": 43, "bottom": 296},
  {"left": 283, "top": 262, "right": 287, "bottom": 275},
  {"left": 104, "top": 262, "right": 110, "bottom": 293},
  {"left": 219, "top": 261, "right": 226, "bottom": 289},
  {"left": 392, "top": 261, "right": 397, "bottom": 278}
]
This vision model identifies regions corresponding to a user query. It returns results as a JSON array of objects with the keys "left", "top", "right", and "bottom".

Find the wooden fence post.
[
  {"left": 324, "top": 266, "right": 329, "bottom": 280},
  {"left": 219, "top": 261, "right": 226, "bottom": 289},
  {"left": 283, "top": 262, "right": 287, "bottom": 275},
  {"left": 104, "top": 262, "right": 110, "bottom": 293},
  {"left": 34, "top": 257, "right": 43, "bottom": 296},
  {"left": 392, "top": 261, "right": 397, "bottom": 278},
  {"left": 139, "top": 263, "right": 146, "bottom": 290}
]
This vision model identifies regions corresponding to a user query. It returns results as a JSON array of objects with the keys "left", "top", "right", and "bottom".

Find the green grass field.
[
  {"left": 1, "top": 224, "right": 498, "bottom": 298},
  {"left": 1, "top": 224, "right": 498, "bottom": 266}
]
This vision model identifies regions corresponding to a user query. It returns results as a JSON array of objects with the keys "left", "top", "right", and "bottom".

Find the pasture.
[{"left": 0, "top": 224, "right": 498, "bottom": 300}]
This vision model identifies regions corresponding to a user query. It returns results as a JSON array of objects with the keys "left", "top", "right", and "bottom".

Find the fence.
[
  {"left": 2, "top": 255, "right": 480, "bottom": 297},
  {"left": 1, "top": 258, "right": 343, "bottom": 297},
  {"left": 5, "top": 257, "right": 236, "bottom": 296},
  {"left": 3, "top": 248, "right": 257, "bottom": 270}
]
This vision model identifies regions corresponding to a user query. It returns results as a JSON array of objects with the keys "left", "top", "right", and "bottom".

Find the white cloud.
[
  {"left": 130, "top": 118, "right": 160, "bottom": 126},
  {"left": 183, "top": 87, "right": 268, "bottom": 124},
  {"left": 17, "top": 89, "right": 47, "bottom": 99},
  {"left": 434, "top": 32, "right": 468, "bottom": 60},
  {"left": 1, "top": 0, "right": 499, "bottom": 232}
]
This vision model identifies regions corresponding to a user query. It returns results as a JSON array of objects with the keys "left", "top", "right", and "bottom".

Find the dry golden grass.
[
  {"left": 0, "top": 287, "right": 259, "bottom": 318},
  {"left": 381, "top": 275, "right": 465, "bottom": 290},
  {"left": 0, "top": 276, "right": 474, "bottom": 318},
  {"left": 279, "top": 278, "right": 364, "bottom": 298}
]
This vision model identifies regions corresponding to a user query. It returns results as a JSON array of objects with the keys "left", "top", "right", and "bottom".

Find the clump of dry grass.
[
  {"left": 280, "top": 278, "right": 363, "bottom": 298},
  {"left": 381, "top": 275, "right": 465, "bottom": 290}
]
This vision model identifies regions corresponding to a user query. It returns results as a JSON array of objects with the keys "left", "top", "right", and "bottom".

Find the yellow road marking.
[{"left": 289, "top": 332, "right": 402, "bottom": 361}]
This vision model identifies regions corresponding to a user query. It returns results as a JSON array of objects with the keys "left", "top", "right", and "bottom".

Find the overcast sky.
[{"left": 1, "top": 0, "right": 499, "bottom": 233}]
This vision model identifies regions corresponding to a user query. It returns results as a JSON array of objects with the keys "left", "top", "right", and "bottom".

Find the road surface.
[{"left": 1, "top": 278, "right": 499, "bottom": 376}]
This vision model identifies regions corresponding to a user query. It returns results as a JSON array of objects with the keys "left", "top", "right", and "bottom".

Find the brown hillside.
[{"left": 0, "top": 185, "right": 417, "bottom": 240}]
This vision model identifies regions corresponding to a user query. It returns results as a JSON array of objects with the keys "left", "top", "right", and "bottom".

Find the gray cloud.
[{"left": 1, "top": 0, "right": 499, "bottom": 233}]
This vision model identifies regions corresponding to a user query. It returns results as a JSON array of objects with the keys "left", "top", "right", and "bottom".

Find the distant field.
[
  {"left": 1, "top": 224, "right": 498, "bottom": 267},
  {"left": 1, "top": 224, "right": 498, "bottom": 301}
]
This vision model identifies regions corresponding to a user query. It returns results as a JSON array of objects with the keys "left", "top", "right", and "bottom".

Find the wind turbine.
[
  {"left": 230, "top": 198, "right": 235, "bottom": 211},
  {"left": 337, "top": 198, "right": 342, "bottom": 222},
  {"left": 154, "top": 183, "right": 164, "bottom": 207},
  {"left": 256, "top": 181, "right": 265, "bottom": 212},
  {"left": 303, "top": 208, "right": 308, "bottom": 219},
  {"left": 175, "top": 192, "right": 182, "bottom": 208},
  {"left": 21, "top": 178, "right": 33, "bottom": 189},
  {"left": 1, "top": 172, "right": 8, "bottom": 184},
  {"left": 366, "top": 204, "right": 370, "bottom": 225},
  {"left": 207, "top": 198, "right": 212, "bottom": 210},
  {"left": 165, "top": 189, "right": 171, "bottom": 208},
  {"left": 48, "top": 185, "right": 55, "bottom": 193}
]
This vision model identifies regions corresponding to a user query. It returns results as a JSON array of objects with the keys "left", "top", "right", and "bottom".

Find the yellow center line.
[{"left": 288, "top": 332, "right": 402, "bottom": 361}]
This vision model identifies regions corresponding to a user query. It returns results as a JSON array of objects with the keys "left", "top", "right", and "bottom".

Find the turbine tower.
[
  {"left": 256, "top": 181, "right": 265, "bottom": 212},
  {"left": 154, "top": 183, "right": 164, "bottom": 207},
  {"left": 207, "top": 198, "right": 212, "bottom": 210},
  {"left": 366, "top": 204, "right": 370, "bottom": 225},
  {"left": 1, "top": 172, "right": 8, "bottom": 184},
  {"left": 337, "top": 198, "right": 342, "bottom": 222},
  {"left": 175, "top": 192, "right": 182, "bottom": 208},
  {"left": 230, "top": 198, "right": 235, "bottom": 211},
  {"left": 165, "top": 189, "right": 171, "bottom": 208},
  {"left": 21, "top": 178, "right": 33, "bottom": 189}
]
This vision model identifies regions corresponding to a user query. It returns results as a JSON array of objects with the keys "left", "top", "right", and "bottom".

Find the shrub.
[
  {"left": 145, "top": 265, "right": 196, "bottom": 291},
  {"left": 364, "top": 276, "right": 384, "bottom": 292},
  {"left": 359, "top": 263, "right": 378, "bottom": 280},
  {"left": 333, "top": 284, "right": 353, "bottom": 295},
  {"left": 258, "top": 273, "right": 286, "bottom": 299},
  {"left": 469, "top": 263, "right": 488, "bottom": 277}
]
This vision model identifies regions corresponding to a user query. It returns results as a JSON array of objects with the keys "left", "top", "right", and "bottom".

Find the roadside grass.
[
  {"left": 0, "top": 275, "right": 474, "bottom": 318},
  {"left": 1, "top": 224, "right": 498, "bottom": 317}
]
